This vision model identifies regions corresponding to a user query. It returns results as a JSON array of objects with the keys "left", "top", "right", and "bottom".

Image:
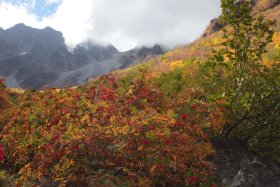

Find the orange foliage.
[{"left": 0, "top": 74, "right": 222, "bottom": 186}]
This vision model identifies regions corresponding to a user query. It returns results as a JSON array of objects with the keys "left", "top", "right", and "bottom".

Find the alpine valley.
[{"left": 0, "top": 24, "right": 164, "bottom": 89}]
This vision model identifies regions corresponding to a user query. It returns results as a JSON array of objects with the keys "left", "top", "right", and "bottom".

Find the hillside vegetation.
[{"left": 0, "top": 0, "right": 279, "bottom": 186}]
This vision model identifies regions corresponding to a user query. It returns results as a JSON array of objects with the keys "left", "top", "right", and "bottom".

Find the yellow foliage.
[
  {"left": 169, "top": 60, "right": 184, "bottom": 68},
  {"left": 273, "top": 32, "right": 280, "bottom": 48}
]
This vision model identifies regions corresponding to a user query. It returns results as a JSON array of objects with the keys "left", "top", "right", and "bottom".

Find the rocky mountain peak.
[{"left": 0, "top": 24, "right": 165, "bottom": 89}]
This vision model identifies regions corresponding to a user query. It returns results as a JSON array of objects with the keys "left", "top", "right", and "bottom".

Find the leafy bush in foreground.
[{"left": 0, "top": 74, "right": 222, "bottom": 186}]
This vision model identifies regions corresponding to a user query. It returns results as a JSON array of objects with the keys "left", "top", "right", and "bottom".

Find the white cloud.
[
  {"left": 42, "top": 0, "right": 95, "bottom": 47},
  {"left": 88, "top": 0, "right": 221, "bottom": 51},
  {"left": 0, "top": 2, "right": 40, "bottom": 29},
  {"left": 0, "top": 0, "right": 221, "bottom": 51}
]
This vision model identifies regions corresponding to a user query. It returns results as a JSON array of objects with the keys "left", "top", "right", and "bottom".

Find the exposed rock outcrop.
[
  {"left": 212, "top": 139, "right": 280, "bottom": 187},
  {"left": 203, "top": 0, "right": 280, "bottom": 37}
]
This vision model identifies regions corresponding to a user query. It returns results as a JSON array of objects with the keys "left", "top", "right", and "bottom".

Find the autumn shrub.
[
  {"left": 156, "top": 0, "right": 280, "bottom": 164},
  {"left": 235, "top": 63, "right": 280, "bottom": 162},
  {"left": 0, "top": 74, "right": 222, "bottom": 186},
  {"left": 0, "top": 79, "right": 5, "bottom": 90},
  {"left": 200, "top": 0, "right": 280, "bottom": 163},
  {"left": 156, "top": 66, "right": 187, "bottom": 97},
  {"left": 270, "top": 47, "right": 280, "bottom": 61},
  {"left": 0, "top": 80, "right": 11, "bottom": 113}
]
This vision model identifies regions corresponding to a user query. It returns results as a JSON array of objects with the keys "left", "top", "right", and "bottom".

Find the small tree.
[{"left": 210, "top": 0, "right": 276, "bottom": 137}]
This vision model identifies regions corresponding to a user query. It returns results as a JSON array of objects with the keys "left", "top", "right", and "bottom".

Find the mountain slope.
[
  {"left": 0, "top": 24, "right": 164, "bottom": 89},
  {"left": 162, "top": 1, "right": 280, "bottom": 66},
  {"left": 204, "top": 0, "right": 280, "bottom": 37}
]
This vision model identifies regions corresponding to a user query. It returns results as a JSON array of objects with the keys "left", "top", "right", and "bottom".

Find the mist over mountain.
[
  {"left": 0, "top": 0, "right": 221, "bottom": 51},
  {"left": 0, "top": 24, "right": 165, "bottom": 89}
]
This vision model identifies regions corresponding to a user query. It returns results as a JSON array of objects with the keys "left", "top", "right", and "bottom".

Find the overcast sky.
[{"left": 0, "top": 0, "right": 221, "bottom": 51}]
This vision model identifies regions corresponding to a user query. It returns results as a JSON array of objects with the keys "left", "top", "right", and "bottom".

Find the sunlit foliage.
[
  {"left": 0, "top": 0, "right": 279, "bottom": 186},
  {"left": 0, "top": 73, "right": 222, "bottom": 186}
]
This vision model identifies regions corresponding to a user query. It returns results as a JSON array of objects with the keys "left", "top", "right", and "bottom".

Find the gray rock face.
[
  {"left": 203, "top": 18, "right": 224, "bottom": 37},
  {"left": 0, "top": 24, "right": 165, "bottom": 89},
  {"left": 212, "top": 139, "right": 280, "bottom": 187},
  {"left": 118, "top": 45, "right": 164, "bottom": 69}
]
